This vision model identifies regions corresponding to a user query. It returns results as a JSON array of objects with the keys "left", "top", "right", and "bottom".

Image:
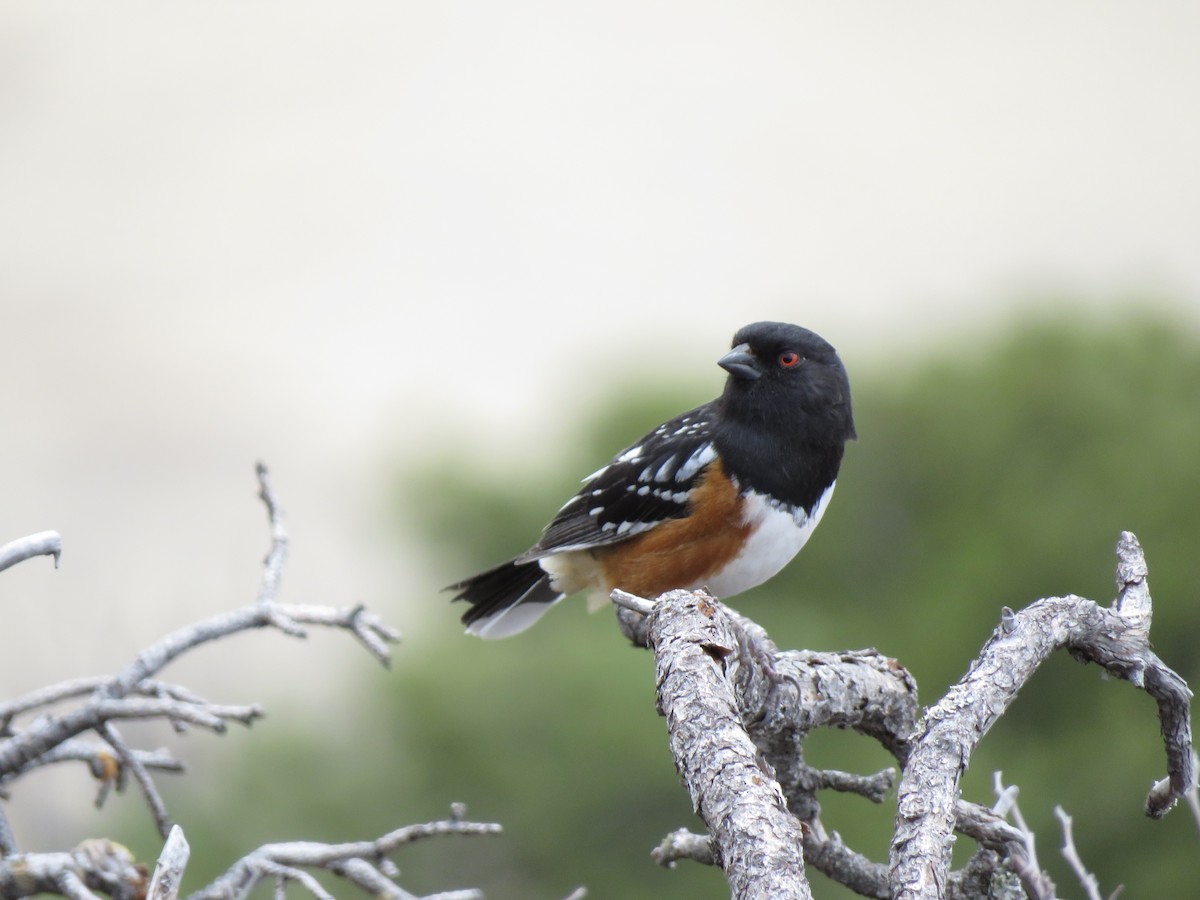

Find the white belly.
[{"left": 700, "top": 482, "right": 834, "bottom": 599}]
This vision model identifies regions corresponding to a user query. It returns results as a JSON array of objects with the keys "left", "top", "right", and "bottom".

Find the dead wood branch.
[
  {"left": 0, "top": 531, "right": 62, "bottom": 574},
  {"left": 0, "top": 464, "right": 496, "bottom": 900},
  {"left": 615, "top": 531, "right": 1193, "bottom": 899}
]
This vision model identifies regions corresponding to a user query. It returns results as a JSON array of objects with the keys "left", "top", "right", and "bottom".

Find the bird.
[{"left": 448, "top": 321, "right": 856, "bottom": 638}]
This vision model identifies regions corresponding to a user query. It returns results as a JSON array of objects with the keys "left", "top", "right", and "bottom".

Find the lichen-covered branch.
[
  {"left": 635, "top": 589, "right": 812, "bottom": 900},
  {"left": 888, "top": 532, "right": 1193, "bottom": 900},
  {"left": 617, "top": 531, "right": 1192, "bottom": 900},
  {"left": 0, "top": 840, "right": 147, "bottom": 900},
  {"left": 614, "top": 587, "right": 921, "bottom": 899},
  {"left": 146, "top": 826, "right": 188, "bottom": 900}
]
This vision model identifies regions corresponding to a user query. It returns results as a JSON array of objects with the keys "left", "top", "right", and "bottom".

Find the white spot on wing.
[
  {"left": 675, "top": 443, "right": 717, "bottom": 483},
  {"left": 581, "top": 465, "right": 609, "bottom": 484},
  {"left": 654, "top": 455, "right": 678, "bottom": 482},
  {"left": 617, "top": 445, "right": 643, "bottom": 463}
]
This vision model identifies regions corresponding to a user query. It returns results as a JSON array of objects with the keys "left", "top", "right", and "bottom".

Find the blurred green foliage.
[{"left": 126, "top": 312, "right": 1198, "bottom": 899}]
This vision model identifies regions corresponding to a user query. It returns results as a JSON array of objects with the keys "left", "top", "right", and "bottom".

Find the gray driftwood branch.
[
  {"left": 0, "top": 464, "right": 401, "bottom": 841},
  {"left": 190, "top": 806, "right": 502, "bottom": 900},
  {"left": 0, "top": 531, "right": 62, "bottom": 574},
  {"left": 889, "top": 532, "right": 1192, "bottom": 900},
  {"left": 622, "top": 588, "right": 812, "bottom": 900},
  {"left": 613, "top": 587, "right": 921, "bottom": 899},
  {"left": 0, "top": 465, "right": 506, "bottom": 900},
  {"left": 614, "top": 531, "right": 1193, "bottom": 899},
  {"left": 0, "top": 840, "right": 147, "bottom": 900}
]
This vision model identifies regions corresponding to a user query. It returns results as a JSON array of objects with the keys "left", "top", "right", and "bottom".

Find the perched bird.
[{"left": 448, "top": 321, "right": 856, "bottom": 638}]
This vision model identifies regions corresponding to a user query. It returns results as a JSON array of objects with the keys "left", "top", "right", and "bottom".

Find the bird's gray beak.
[{"left": 718, "top": 343, "right": 762, "bottom": 381}]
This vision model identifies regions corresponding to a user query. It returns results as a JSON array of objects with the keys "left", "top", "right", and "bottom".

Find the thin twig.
[
  {"left": 801, "top": 826, "right": 889, "bottom": 899},
  {"left": 190, "top": 815, "right": 503, "bottom": 900},
  {"left": 98, "top": 724, "right": 171, "bottom": 838},
  {"left": 0, "top": 465, "right": 461, "bottom": 900},
  {"left": 955, "top": 799, "right": 1025, "bottom": 847},
  {"left": 988, "top": 774, "right": 1055, "bottom": 900},
  {"left": 992, "top": 774, "right": 1039, "bottom": 874},
  {"left": 807, "top": 766, "right": 895, "bottom": 803},
  {"left": 0, "top": 677, "right": 112, "bottom": 730},
  {"left": 1054, "top": 806, "right": 1104, "bottom": 900},
  {"left": 0, "top": 698, "right": 261, "bottom": 780},
  {"left": 0, "top": 531, "right": 62, "bottom": 574},
  {"left": 1, "top": 735, "right": 182, "bottom": 793},
  {"left": 0, "top": 464, "right": 399, "bottom": 853},
  {"left": 1185, "top": 750, "right": 1200, "bottom": 838},
  {"left": 255, "top": 462, "right": 288, "bottom": 606},
  {"left": 0, "top": 806, "right": 15, "bottom": 857},
  {"left": 100, "top": 601, "right": 399, "bottom": 706},
  {"left": 609, "top": 588, "right": 655, "bottom": 617},
  {"left": 652, "top": 829, "right": 718, "bottom": 868}
]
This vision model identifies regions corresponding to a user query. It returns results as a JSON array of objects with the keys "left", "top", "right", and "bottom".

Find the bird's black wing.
[{"left": 517, "top": 401, "right": 721, "bottom": 561}]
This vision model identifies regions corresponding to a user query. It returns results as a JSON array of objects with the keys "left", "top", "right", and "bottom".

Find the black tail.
[{"left": 447, "top": 559, "right": 564, "bottom": 638}]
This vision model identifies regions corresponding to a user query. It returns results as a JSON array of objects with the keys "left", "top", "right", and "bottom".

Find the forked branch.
[
  {"left": 615, "top": 532, "right": 1193, "bottom": 900},
  {"left": 0, "top": 465, "right": 503, "bottom": 900},
  {"left": 889, "top": 532, "right": 1192, "bottom": 900}
]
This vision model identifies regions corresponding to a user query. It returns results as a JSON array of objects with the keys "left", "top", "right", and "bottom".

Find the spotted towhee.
[{"left": 449, "top": 321, "right": 856, "bottom": 638}]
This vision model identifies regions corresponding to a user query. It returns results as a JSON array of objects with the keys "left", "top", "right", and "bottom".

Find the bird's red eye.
[{"left": 778, "top": 351, "right": 801, "bottom": 368}]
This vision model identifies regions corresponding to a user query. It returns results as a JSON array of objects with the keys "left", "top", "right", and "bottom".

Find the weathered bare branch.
[
  {"left": 619, "top": 532, "right": 1190, "bottom": 900},
  {"left": 0, "top": 737, "right": 180, "bottom": 789},
  {"left": 987, "top": 774, "right": 1055, "bottom": 900},
  {"left": 147, "top": 827, "right": 189, "bottom": 900},
  {"left": 634, "top": 588, "right": 812, "bottom": 900},
  {"left": 889, "top": 533, "right": 1192, "bottom": 900},
  {"left": 1054, "top": 806, "right": 1104, "bottom": 900},
  {"left": 0, "top": 464, "right": 406, "bottom": 880},
  {"left": 0, "top": 841, "right": 146, "bottom": 900},
  {"left": 800, "top": 824, "right": 889, "bottom": 899},
  {"left": 189, "top": 813, "right": 503, "bottom": 900},
  {"left": 99, "top": 724, "right": 172, "bottom": 838},
  {"left": 651, "top": 828, "right": 718, "bottom": 868},
  {"left": 254, "top": 461, "right": 288, "bottom": 606},
  {"left": 0, "top": 531, "right": 62, "bottom": 575},
  {"left": 0, "top": 465, "right": 501, "bottom": 900},
  {"left": 0, "top": 680, "right": 213, "bottom": 736},
  {"left": 0, "top": 678, "right": 111, "bottom": 730},
  {"left": 0, "top": 471, "right": 402, "bottom": 846},
  {"left": 1187, "top": 750, "right": 1200, "bottom": 837},
  {"left": 609, "top": 588, "right": 656, "bottom": 618},
  {"left": 0, "top": 697, "right": 261, "bottom": 784},
  {"left": 0, "top": 808, "right": 15, "bottom": 857},
  {"left": 952, "top": 800, "right": 1024, "bottom": 849}
]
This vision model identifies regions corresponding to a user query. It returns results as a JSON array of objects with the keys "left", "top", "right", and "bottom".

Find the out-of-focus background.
[{"left": 2, "top": 3, "right": 1198, "bottom": 898}]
